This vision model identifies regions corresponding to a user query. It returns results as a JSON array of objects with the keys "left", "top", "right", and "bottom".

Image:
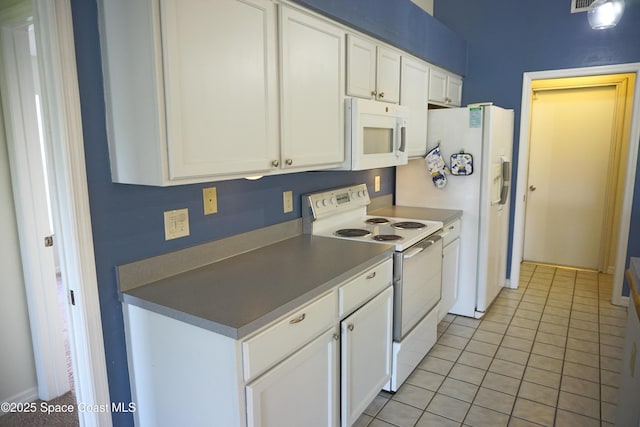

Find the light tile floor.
[{"left": 356, "top": 262, "right": 627, "bottom": 427}]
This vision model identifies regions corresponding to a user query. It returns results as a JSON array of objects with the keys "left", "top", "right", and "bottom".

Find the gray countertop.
[
  {"left": 369, "top": 206, "right": 462, "bottom": 225},
  {"left": 122, "top": 235, "right": 393, "bottom": 339}
]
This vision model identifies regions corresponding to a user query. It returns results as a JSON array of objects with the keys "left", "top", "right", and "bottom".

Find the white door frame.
[
  {"left": 33, "top": 0, "right": 112, "bottom": 424},
  {"left": 0, "top": 8, "right": 69, "bottom": 401},
  {"left": 0, "top": 1, "right": 112, "bottom": 425},
  {"left": 510, "top": 63, "right": 640, "bottom": 307}
]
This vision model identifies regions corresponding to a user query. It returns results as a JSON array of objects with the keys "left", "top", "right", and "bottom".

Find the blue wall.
[
  {"left": 69, "top": 0, "right": 457, "bottom": 424},
  {"left": 434, "top": 0, "right": 640, "bottom": 291}
]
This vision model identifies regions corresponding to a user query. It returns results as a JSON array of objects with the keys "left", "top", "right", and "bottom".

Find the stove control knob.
[
  {"left": 330, "top": 196, "right": 337, "bottom": 205},
  {"left": 322, "top": 198, "right": 329, "bottom": 207},
  {"left": 315, "top": 200, "right": 323, "bottom": 208}
]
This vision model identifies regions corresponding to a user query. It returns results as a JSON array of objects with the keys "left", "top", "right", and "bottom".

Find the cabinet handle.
[
  {"left": 271, "top": 160, "right": 280, "bottom": 167},
  {"left": 285, "top": 158, "right": 293, "bottom": 166},
  {"left": 371, "top": 90, "right": 377, "bottom": 97},
  {"left": 347, "top": 324, "right": 354, "bottom": 331},
  {"left": 366, "top": 272, "right": 377, "bottom": 280},
  {"left": 378, "top": 91, "right": 385, "bottom": 99},
  {"left": 448, "top": 225, "right": 455, "bottom": 230},
  {"left": 289, "top": 313, "right": 306, "bottom": 324},
  {"left": 333, "top": 333, "right": 340, "bottom": 341}
]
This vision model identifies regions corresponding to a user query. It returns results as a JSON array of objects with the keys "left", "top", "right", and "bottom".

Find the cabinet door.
[
  {"left": 440, "top": 238, "right": 461, "bottom": 321},
  {"left": 246, "top": 328, "right": 339, "bottom": 427},
  {"left": 280, "top": 6, "right": 345, "bottom": 169},
  {"left": 400, "top": 56, "right": 429, "bottom": 157},
  {"left": 428, "top": 66, "right": 448, "bottom": 104},
  {"left": 341, "top": 287, "right": 393, "bottom": 427},
  {"left": 346, "top": 34, "right": 376, "bottom": 99},
  {"left": 161, "top": 0, "right": 279, "bottom": 179},
  {"left": 447, "top": 74, "right": 463, "bottom": 107},
  {"left": 376, "top": 46, "right": 401, "bottom": 103}
]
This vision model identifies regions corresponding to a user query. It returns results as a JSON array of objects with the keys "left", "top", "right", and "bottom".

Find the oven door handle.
[
  {"left": 403, "top": 245, "right": 426, "bottom": 259},
  {"left": 403, "top": 235, "right": 441, "bottom": 259}
]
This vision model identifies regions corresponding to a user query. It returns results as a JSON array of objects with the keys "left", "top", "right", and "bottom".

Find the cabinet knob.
[
  {"left": 371, "top": 90, "right": 377, "bottom": 97},
  {"left": 347, "top": 324, "right": 354, "bottom": 331},
  {"left": 285, "top": 159, "right": 293, "bottom": 166},
  {"left": 378, "top": 92, "right": 385, "bottom": 99},
  {"left": 271, "top": 160, "right": 280, "bottom": 167},
  {"left": 332, "top": 333, "right": 340, "bottom": 341}
]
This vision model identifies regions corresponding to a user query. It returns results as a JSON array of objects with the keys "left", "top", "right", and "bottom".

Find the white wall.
[
  {"left": 411, "top": 0, "right": 434, "bottom": 15},
  {"left": 0, "top": 95, "right": 38, "bottom": 405}
]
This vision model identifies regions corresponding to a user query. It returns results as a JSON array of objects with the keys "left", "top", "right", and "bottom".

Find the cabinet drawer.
[
  {"left": 242, "top": 290, "right": 337, "bottom": 382},
  {"left": 441, "top": 220, "right": 461, "bottom": 246},
  {"left": 339, "top": 259, "right": 393, "bottom": 317}
]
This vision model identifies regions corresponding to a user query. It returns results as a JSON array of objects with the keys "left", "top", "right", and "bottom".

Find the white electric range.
[{"left": 303, "top": 184, "right": 443, "bottom": 392}]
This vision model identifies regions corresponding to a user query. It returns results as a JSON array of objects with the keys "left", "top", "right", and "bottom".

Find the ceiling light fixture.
[{"left": 588, "top": 0, "right": 625, "bottom": 29}]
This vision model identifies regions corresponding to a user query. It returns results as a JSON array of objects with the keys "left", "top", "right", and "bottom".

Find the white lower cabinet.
[
  {"left": 246, "top": 328, "right": 339, "bottom": 427},
  {"left": 439, "top": 220, "right": 461, "bottom": 321},
  {"left": 341, "top": 286, "right": 393, "bottom": 427},
  {"left": 123, "top": 258, "right": 393, "bottom": 427}
]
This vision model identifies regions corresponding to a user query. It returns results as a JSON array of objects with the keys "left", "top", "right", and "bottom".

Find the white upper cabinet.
[
  {"left": 279, "top": 6, "right": 345, "bottom": 170},
  {"left": 428, "top": 65, "right": 463, "bottom": 107},
  {"left": 400, "top": 56, "right": 429, "bottom": 157},
  {"left": 346, "top": 34, "right": 400, "bottom": 103},
  {"left": 99, "top": 0, "right": 345, "bottom": 185},
  {"left": 162, "top": 0, "right": 279, "bottom": 181}
]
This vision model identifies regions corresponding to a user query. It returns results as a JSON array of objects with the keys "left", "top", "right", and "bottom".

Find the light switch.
[
  {"left": 374, "top": 175, "right": 381, "bottom": 192},
  {"left": 283, "top": 190, "right": 293, "bottom": 213},
  {"left": 203, "top": 187, "right": 218, "bottom": 215},
  {"left": 164, "top": 208, "right": 190, "bottom": 240}
]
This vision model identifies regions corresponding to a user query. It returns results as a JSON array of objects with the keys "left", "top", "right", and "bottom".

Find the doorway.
[
  {"left": 511, "top": 64, "right": 640, "bottom": 306},
  {"left": 523, "top": 74, "right": 635, "bottom": 271},
  {"left": 0, "top": 1, "right": 111, "bottom": 425}
]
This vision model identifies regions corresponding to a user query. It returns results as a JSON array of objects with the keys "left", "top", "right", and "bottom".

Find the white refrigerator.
[{"left": 396, "top": 105, "right": 514, "bottom": 318}]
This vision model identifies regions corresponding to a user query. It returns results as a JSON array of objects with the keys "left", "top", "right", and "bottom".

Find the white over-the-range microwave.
[{"left": 335, "top": 98, "right": 409, "bottom": 170}]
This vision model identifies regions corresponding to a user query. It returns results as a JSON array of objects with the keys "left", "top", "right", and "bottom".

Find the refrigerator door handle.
[
  {"left": 499, "top": 158, "right": 511, "bottom": 205},
  {"left": 501, "top": 159, "right": 511, "bottom": 183}
]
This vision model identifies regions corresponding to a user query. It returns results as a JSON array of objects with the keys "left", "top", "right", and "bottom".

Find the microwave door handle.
[{"left": 396, "top": 123, "right": 406, "bottom": 157}]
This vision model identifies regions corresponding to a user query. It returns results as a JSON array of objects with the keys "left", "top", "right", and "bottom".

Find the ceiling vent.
[{"left": 571, "top": 0, "right": 596, "bottom": 13}]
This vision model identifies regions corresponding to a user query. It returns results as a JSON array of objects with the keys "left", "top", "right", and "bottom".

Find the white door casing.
[
  {"left": 510, "top": 63, "right": 640, "bottom": 307},
  {"left": 33, "top": 0, "right": 111, "bottom": 425},
  {"left": 0, "top": 10, "right": 67, "bottom": 401}
]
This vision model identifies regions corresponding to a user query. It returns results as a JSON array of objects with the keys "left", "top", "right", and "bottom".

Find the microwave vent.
[{"left": 571, "top": 0, "right": 596, "bottom": 13}]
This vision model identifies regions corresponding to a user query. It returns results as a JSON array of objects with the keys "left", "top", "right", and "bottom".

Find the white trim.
[
  {"left": 510, "top": 63, "right": 640, "bottom": 307},
  {"left": 32, "top": 1, "right": 112, "bottom": 426},
  {"left": 0, "top": 14, "right": 70, "bottom": 401}
]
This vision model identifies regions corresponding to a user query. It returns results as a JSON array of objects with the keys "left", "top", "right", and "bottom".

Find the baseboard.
[{"left": 0, "top": 386, "right": 39, "bottom": 415}]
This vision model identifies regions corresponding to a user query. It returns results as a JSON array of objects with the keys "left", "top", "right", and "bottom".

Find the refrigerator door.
[
  {"left": 396, "top": 107, "right": 484, "bottom": 317},
  {"left": 476, "top": 106, "right": 514, "bottom": 313}
]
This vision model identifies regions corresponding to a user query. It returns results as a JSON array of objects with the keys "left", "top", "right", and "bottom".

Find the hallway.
[{"left": 358, "top": 263, "right": 625, "bottom": 426}]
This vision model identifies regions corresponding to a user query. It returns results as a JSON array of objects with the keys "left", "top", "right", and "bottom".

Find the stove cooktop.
[
  {"left": 316, "top": 215, "right": 443, "bottom": 251},
  {"left": 302, "top": 184, "right": 443, "bottom": 251}
]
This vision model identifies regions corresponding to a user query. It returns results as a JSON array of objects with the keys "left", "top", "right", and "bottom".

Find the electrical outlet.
[
  {"left": 164, "top": 208, "right": 190, "bottom": 240},
  {"left": 203, "top": 187, "right": 218, "bottom": 215},
  {"left": 283, "top": 190, "right": 293, "bottom": 213},
  {"left": 374, "top": 175, "right": 381, "bottom": 192}
]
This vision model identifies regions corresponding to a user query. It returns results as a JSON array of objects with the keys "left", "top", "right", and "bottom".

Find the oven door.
[{"left": 393, "top": 235, "right": 442, "bottom": 341}]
